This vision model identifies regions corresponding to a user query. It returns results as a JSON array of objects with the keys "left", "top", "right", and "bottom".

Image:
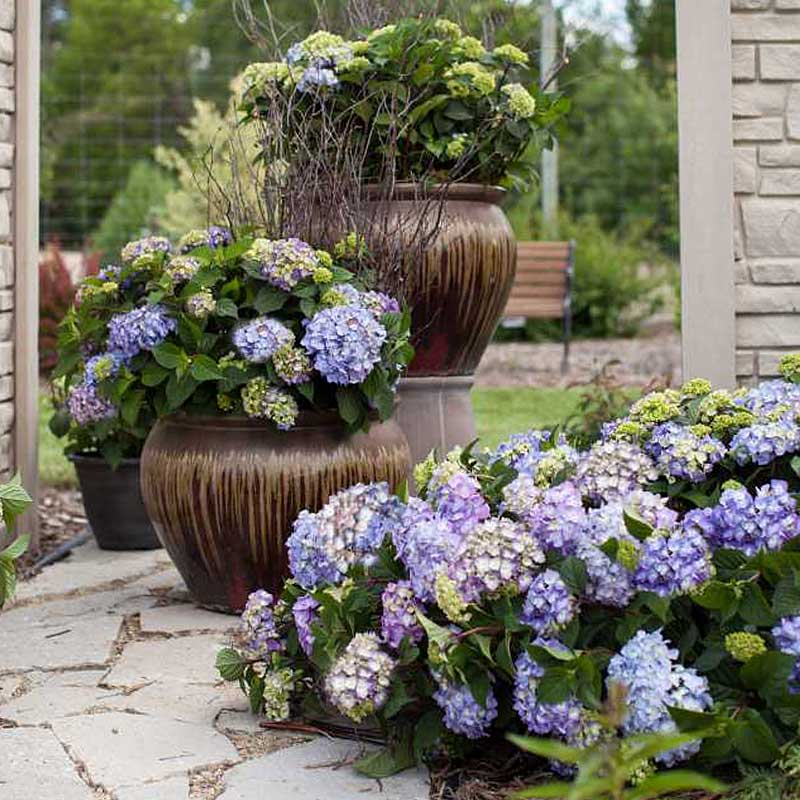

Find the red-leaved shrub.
[{"left": 39, "top": 240, "right": 75, "bottom": 374}]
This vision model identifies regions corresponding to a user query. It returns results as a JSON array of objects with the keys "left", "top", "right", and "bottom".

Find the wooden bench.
[{"left": 504, "top": 240, "right": 575, "bottom": 373}]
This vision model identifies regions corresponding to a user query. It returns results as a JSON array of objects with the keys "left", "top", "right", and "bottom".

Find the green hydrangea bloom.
[
  {"left": 534, "top": 448, "right": 575, "bottom": 488},
  {"left": 217, "top": 393, "right": 235, "bottom": 412},
  {"left": 711, "top": 410, "right": 755, "bottom": 439},
  {"left": 314, "top": 250, "right": 333, "bottom": 269},
  {"left": 312, "top": 266, "right": 333, "bottom": 285},
  {"left": 457, "top": 35, "right": 486, "bottom": 59},
  {"left": 262, "top": 668, "right": 294, "bottom": 721},
  {"left": 446, "top": 62, "right": 496, "bottom": 97},
  {"left": 611, "top": 421, "right": 647, "bottom": 442},
  {"left": 725, "top": 632, "right": 767, "bottom": 662},
  {"left": 690, "top": 423, "right": 712, "bottom": 437},
  {"left": 617, "top": 539, "right": 640, "bottom": 571},
  {"left": 779, "top": 353, "right": 800, "bottom": 382},
  {"left": 629, "top": 392, "right": 681, "bottom": 425},
  {"left": 493, "top": 43, "right": 529, "bottom": 65},
  {"left": 368, "top": 24, "right": 396, "bottom": 40},
  {"left": 333, "top": 231, "right": 367, "bottom": 261},
  {"left": 681, "top": 378, "right": 712, "bottom": 398},
  {"left": 240, "top": 62, "right": 289, "bottom": 96},
  {"left": 434, "top": 19, "right": 463, "bottom": 40},
  {"left": 350, "top": 40, "right": 370, "bottom": 55},
  {"left": 435, "top": 572, "right": 471, "bottom": 624},
  {"left": 445, "top": 133, "right": 469, "bottom": 159},
  {"left": 185, "top": 289, "right": 216, "bottom": 320},
  {"left": 697, "top": 389, "right": 736, "bottom": 423},
  {"left": 299, "top": 31, "right": 346, "bottom": 59},
  {"left": 501, "top": 83, "right": 537, "bottom": 119},
  {"left": 413, "top": 451, "right": 438, "bottom": 494},
  {"left": 721, "top": 479, "right": 745, "bottom": 491}
]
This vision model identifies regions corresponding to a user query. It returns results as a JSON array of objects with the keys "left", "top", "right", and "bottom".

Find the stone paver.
[
  {"left": 218, "top": 737, "right": 430, "bottom": 800},
  {"left": 103, "top": 634, "right": 227, "bottom": 687},
  {"left": 116, "top": 776, "right": 189, "bottom": 800},
  {"left": 140, "top": 603, "right": 237, "bottom": 634},
  {"left": 0, "top": 727, "right": 93, "bottom": 799},
  {"left": 216, "top": 709, "right": 265, "bottom": 735},
  {"left": 51, "top": 711, "right": 238, "bottom": 793}
]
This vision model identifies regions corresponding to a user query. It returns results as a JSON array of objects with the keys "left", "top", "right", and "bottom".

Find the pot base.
[{"left": 396, "top": 376, "right": 477, "bottom": 471}]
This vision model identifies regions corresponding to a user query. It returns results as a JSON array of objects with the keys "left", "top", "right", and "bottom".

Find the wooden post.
[{"left": 540, "top": 0, "right": 559, "bottom": 234}]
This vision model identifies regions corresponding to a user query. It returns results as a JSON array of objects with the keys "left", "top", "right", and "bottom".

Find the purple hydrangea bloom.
[
  {"left": 525, "top": 481, "right": 587, "bottom": 555},
  {"left": 232, "top": 317, "right": 294, "bottom": 364},
  {"left": 575, "top": 440, "right": 658, "bottom": 503},
  {"left": 292, "top": 595, "right": 320, "bottom": 657},
  {"left": 684, "top": 480, "right": 800, "bottom": 556},
  {"left": 623, "top": 489, "right": 678, "bottom": 530},
  {"left": 67, "top": 381, "right": 116, "bottom": 425},
  {"left": 607, "top": 629, "right": 712, "bottom": 766},
  {"left": 513, "top": 650, "right": 584, "bottom": 738},
  {"left": 97, "top": 264, "right": 122, "bottom": 282},
  {"left": 490, "top": 430, "right": 552, "bottom": 475},
  {"left": 239, "top": 589, "right": 283, "bottom": 659},
  {"left": 120, "top": 236, "right": 172, "bottom": 264},
  {"left": 433, "top": 472, "right": 490, "bottom": 536},
  {"left": 433, "top": 678, "right": 498, "bottom": 739},
  {"left": 178, "top": 227, "right": 234, "bottom": 254},
  {"left": 248, "top": 238, "right": 319, "bottom": 291},
  {"left": 381, "top": 580, "right": 424, "bottom": 650},
  {"left": 736, "top": 379, "right": 800, "bottom": 415},
  {"left": 286, "top": 482, "right": 402, "bottom": 590},
  {"left": 360, "top": 291, "right": 401, "bottom": 316},
  {"left": 773, "top": 616, "right": 800, "bottom": 657},
  {"left": 645, "top": 422, "right": 726, "bottom": 482},
  {"left": 729, "top": 417, "right": 800, "bottom": 466},
  {"left": 501, "top": 474, "right": 544, "bottom": 519},
  {"left": 302, "top": 305, "right": 386, "bottom": 385},
  {"left": 107, "top": 305, "right": 176, "bottom": 359},
  {"left": 633, "top": 528, "right": 712, "bottom": 597},
  {"left": 324, "top": 633, "right": 395, "bottom": 722},
  {"left": 84, "top": 352, "right": 124, "bottom": 385},
  {"left": 520, "top": 570, "right": 577, "bottom": 634}
]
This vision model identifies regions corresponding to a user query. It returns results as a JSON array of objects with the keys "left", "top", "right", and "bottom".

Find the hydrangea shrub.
[
  {"left": 50, "top": 230, "right": 412, "bottom": 464},
  {"left": 240, "top": 18, "right": 569, "bottom": 188},
  {"left": 217, "top": 360, "right": 800, "bottom": 784}
]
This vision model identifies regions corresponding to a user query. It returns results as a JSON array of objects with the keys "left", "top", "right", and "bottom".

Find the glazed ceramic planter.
[
  {"left": 364, "top": 183, "right": 516, "bottom": 464},
  {"left": 70, "top": 455, "right": 161, "bottom": 550},
  {"left": 139, "top": 412, "right": 411, "bottom": 613}
]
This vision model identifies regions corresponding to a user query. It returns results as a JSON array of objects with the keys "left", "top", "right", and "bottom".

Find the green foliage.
[
  {"left": 92, "top": 161, "right": 176, "bottom": 260},
  {"left": 0, "top": 474, "right": 33, "bottom": 608}
]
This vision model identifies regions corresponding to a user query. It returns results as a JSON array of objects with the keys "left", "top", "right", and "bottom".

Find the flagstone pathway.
[{"left": 0, "top": 541, "right": 429, "bottom": 799}]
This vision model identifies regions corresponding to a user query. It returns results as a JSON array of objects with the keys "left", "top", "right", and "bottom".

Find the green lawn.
[
  {"left": 472, "top": 387, "right": 582, "bottom": 449},
  {"left": 37, "top": 387, "right": 582, "bottom": 489}
]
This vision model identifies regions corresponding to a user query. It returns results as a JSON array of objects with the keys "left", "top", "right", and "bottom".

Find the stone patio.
[{"left": 0, "top": 541, "right": 430, "bottom": 799}]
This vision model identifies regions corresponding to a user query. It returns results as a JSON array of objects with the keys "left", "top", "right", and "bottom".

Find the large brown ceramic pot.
[
  {"left": 140, "top": 412, "right": 411, "bottom": 613},
  {"left": 364, "top": 183, "right": 516, "bottom": 465}
]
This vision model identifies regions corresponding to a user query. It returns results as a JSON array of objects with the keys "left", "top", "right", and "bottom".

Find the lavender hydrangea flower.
[
  {"left": 67, "top": 381, "right": 116, "bottom": 425},
  {"left": 324, "top": 633, "right": 396, "bottom": 722},
  {"left": 513, "top": 650, "right": 584, "bottom": 737},
  {"left": 520, "top": 570, "right": 577, "bottom": 634},
  {"left": 736, "top": 378, "right": 800, "bottom": 415},
  {"left": 239, "top": 589, "right": 283, "bottom": 659},
  {"left": 165, "top": 255, "right": 201, "bottom": 284},
  {"left": 773, "top": 616, "right": 800, "bottom": 657},
  {"left": 684, "top": 480, "right": 800, "bottom": 556},
  {"left": 447, "top": 518, "right": 545, "bottom": 602},
  {"left": 302, "top": 305, "right": 386, "bottom": 385},
  {"left": 178, "top": 226, "right": 233, "bottom": 253},
  {"left": 575, "top": 440, "right": 658, "bottom": 503},
  {"left": 232, "top": 317, "right": 294, "bottom": 364},
  {"left": 381, "top": 580, "right": 424, "bottom": 650},
  {"left": 272, "top": 344, "right": 312, "bottom": 385},
  {"left": 433, "top": 472, "right": 490, "bottom": 535},
  {"left": 241, "top": 378, "right": 298, "bottom": 429},
  {"left": 501, "top": 474, "right": 544, "bottom": 519},
  {"left": 623, "top": 489, "right": 678, "bottom": 530},
  {"left": 107, "top": 305, "right": 176, "bottom": 359},
  {"left": 84, "top": 352, "right": 124, "bottom": 385},
  {"left": 292, "top": 595, "right": 320, "bottom": 657},
  {"left": 633, "top": 528, "right": 712, "bottom": 597},
  {"left": 607, "top": 630, "right": 712, "bottom": 766},
  {"left": 120, "top": 236, "right": 171, "bottom": 264},
  {"left": 433, "top": 678, "right": 498, "bottom": 739},
  {"left": 360, "top": 291, "right": 400, "bottom": 316},
  {"left": 525, "top": 481, "right": 587, "bottom": 555},
  {"left": 729, "top": 417, "right": 800, "bottom": 466},
  {"left": 287, "top": 483, "right": 401, "bottom": 589},
  {"left": 490, "top": 430, "right": 552, "bottom": 475},
  {"left": 298, "top": 65, "right": 339, "bottom": 91},
  {"left": 246, "top": 238, "right": 319, "bottom": 291},
  {"left": 644, "top": 422, "right": 726, "bottom": 482}
]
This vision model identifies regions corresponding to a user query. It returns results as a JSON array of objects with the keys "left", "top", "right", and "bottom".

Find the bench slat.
[{"left": 505, "top": 240, "right": 572, "bottom": 322}]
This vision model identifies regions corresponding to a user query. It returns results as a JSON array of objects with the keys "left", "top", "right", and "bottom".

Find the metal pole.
[{"left": 540, "top": 0, "right": 559, "bottom": 233}]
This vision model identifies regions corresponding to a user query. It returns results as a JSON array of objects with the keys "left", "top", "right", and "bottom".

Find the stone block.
[
  {"left": 735, "top": 256, "right": 750, "bottom": 283},
  {"left": 0, "top": 728, "right": 91, "bottom": 800},
  {"left": 736, "top": 284, "right": 800, "bottom": 312},
  {"left": 0, "top": 0, "right": 13, "bottom": 30},
  {"left": 735, "top": 147, "right": 758, "bottom": 193},
  {"left": 734, "top": 117, "right": 784, "bottom": 142},
  {"left": 0, "top": 310, "right": 12, "bottom": 339},
  {"left": 732, "top": 0, "right": 771, "bottom": 9},
  {"left": 0, "top": 192, "right": 11, "bottom": 242},
  {"left": 0, "top": 112, "right": 11, "bottom": 142},
  {"left": 761, "top": 167, "right": 800, "bottom": 193},
  {"left": 116, "top": 777, "right": 190, "bottom": 800},
  {"left": 733, "top": 83, "right": 787, "bottom": 118},
  {"left": 0, "top": 30, "right": 13, "bottom": 63},
  {"left": 737, "top": 314, "right": 800, "bottom": 347},
  {"left": 0, "top": 87, "right": 14, "bottom": 113},
  {"left": 761, "top": 45, "right": 800, "bottom": 80},
  {"left": 0, "top": 244, "right": 12, "bottom": 285},
  {"left": 736, "top": 350, "right": 756, "bottom": 376},
  {"left": 777, "top": 0, "right": 800, "bottom": 8},
  {"left": 0, "top": 375, "right": 14, "bottom": 401},
  {"left": 732, "top": 14, "right": 800, "bottom": 41},
  {"left": 733, "top": 45, "right": 757, "bottom": 81},
  {"left": 0, "top": 400, "right": 14, "bottom": 433},
  {"left": 139, "top": 603, "right": 237, "bottom": 634},
  {"left": 741, "top": 197, "right": 800, "bottom": 256},
  {"left": 787, "top": 85, "right": 800, "bottom": 139},
  {"left": 0, "top": 141, "right": 12, "bottom": 167},
  {"left": 0, "top": 340, "right": 12, "bottom": 373},
  {"left": 0, "top": 62, "right": 13, "bottom": 88},
  {"left": 759, "top": 350, "right": 793, "bottom": 375},
  {"left": 0, "top": 168, "right": 11, "bottom": 190},
  {"left": 750, "top": 258, "right": 800, "bottom": 281},
  {"left": 760, "top": 145, "right": 800, "bottom": 166}
]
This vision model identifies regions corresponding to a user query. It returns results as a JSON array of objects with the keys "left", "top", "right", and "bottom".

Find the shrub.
[
  {"left": 0, "top": 475, "right": 33, "bottom": 607},
  {"left": 39, "top": 241, "right": 75, "bottom": 374},
  {"left": 91, "top": 160, "right": 175, "bottom": 261},
  {"left": 217, "top": 358, "right": 800, "bottom": 791}
]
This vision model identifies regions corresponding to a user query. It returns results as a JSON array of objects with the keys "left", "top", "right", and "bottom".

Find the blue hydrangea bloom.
[
  {"left": 623, "top": 489, "right": 678, "bottom": 530},
  {"left": 729, "top": 416, "right": 800, "bottom": 466},
  {"left": 107, "top": 305, "right": 176, "bottom": 359},
  {"left": 633, "top": 528, "right": 712, "bottom": 597},
  {"left": 575, "top": 440, "right": 658, "bottom": 503},
  {"left": 520, "top": 570, "right": 577, "bottom": 634},
  {"left": 433, "top": 472, "right": 490, "bottom": 536},
  {"left": 490, "top": 429, "right": 552, "bottom": 475},
  {"left": 645, "top": 422, "right": 726, "bottom": 482},
  {"left": 736, "top": 379, "right": 800, "bottom": 415},
  {"left": 232, "top": 317, "right": 294, "bottom": 364},
  {"left": 381, "top": 580, "right": 424, "bottom": 650},
  {"left": 526, "top": 481, "right": 587, "bottom": 555},
  {"left": 67, "top": 381, "right": 116, "bottom": 425},
  {"left": 239, "top": 589, "right": 283, "bottom": 659},
  {"left": 292, "top": 595, "right": 319, "bottom": 657},
  {"left": 298, "top": 65, "right": 339, "bottom": 91},
  {"left": 302, "top": 305, "right": 386, "bottom": 385},
  {"left": 433, "top": 678, "right": 498, "bottom": 739},
  {"left": 513, "top": 650, "right": 584, "bottom": 738},
  {"left": 773, "top": 616, "right": 800, "bottom": 657},
  {"left": 84, "top": 352, "right": 124, "bottom": 385},
  {"left": 286, "top": 483, "right": 402, "bottom": 590}
]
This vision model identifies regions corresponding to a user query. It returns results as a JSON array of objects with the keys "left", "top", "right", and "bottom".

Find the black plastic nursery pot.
[{"left": 70, "top": 454, "right": 161, "bottom": 551}]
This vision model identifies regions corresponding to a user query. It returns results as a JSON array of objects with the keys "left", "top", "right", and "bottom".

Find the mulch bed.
[{"left": 18, "top": 487, "right": 89, "bottom": 579}]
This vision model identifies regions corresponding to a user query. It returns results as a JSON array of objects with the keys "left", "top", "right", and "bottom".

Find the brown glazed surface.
[
  {"left": 365, "top": 183, "right": 517, "bottom": 376},
  {"left": 140, "top": 412, "right": 411, "bottom": 613}
]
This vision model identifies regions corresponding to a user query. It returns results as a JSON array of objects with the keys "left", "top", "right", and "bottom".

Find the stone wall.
[{"left": 732, "top": 0, "right": 800, "bottom": 382}]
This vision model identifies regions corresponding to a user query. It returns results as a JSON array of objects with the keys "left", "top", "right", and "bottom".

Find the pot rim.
[
  {"left": 157, "top": 408, "right": 387, "bottom": 432},
  {"left": 69, "top": 453, "right": 141, "bottom": 466},
  {"left": 362, "top": 181, "right": 506, "bottom": 205}
]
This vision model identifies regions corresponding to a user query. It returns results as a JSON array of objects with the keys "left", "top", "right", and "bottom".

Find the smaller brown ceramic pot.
[{"left": 140, "top": 412, "right": 411, "bottom": 613}]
